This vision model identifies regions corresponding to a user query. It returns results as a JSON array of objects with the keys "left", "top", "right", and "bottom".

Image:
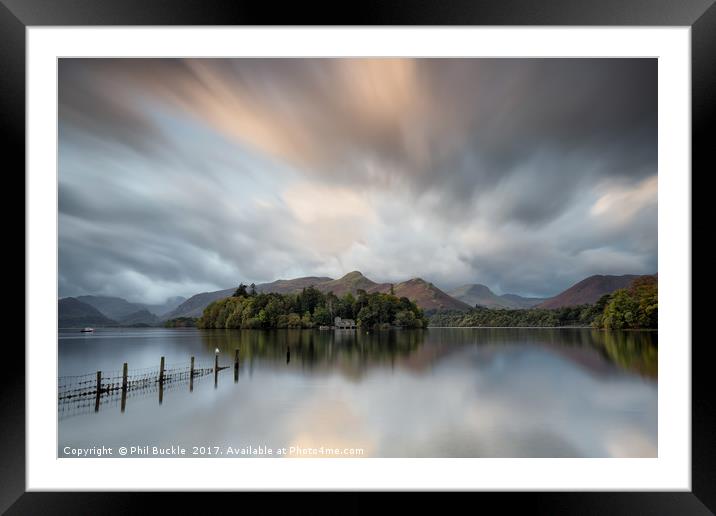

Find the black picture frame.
[{"left": 3, "top": 0, "right": 711, "bottom": 513}]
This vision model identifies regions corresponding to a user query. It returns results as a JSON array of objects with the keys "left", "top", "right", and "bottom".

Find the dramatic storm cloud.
[{"left": 58, "top": 58, "right": 657, "bottom": 303}]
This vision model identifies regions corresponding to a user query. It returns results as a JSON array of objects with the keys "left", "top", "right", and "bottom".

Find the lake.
[{"left": 58, "top": 327, "right": 657, "bottom": 458}]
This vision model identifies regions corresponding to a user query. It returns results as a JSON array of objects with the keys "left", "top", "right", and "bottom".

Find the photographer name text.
[{"left": 61, "top": 445, "right": 364, "bottom": 457}]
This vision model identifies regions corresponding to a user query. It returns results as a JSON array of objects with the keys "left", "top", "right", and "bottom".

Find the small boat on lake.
[{"left": 80, "top": 327, "right": 94, "bottom": 333}]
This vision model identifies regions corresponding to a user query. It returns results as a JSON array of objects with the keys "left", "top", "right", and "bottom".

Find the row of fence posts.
[{"left": 89, "top": 348, "right": 241, "bottom": 414}]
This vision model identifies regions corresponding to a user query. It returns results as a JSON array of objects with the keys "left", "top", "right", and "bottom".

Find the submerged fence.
[{"left": 58, "top": 352, "right": 239, "bottom": 418}]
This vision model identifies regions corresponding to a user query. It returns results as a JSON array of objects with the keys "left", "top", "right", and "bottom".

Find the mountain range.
[
  {"left": 76, "top": 295, "right": 186, "bottom": 319},
  {"left": 162, "top": 271, "right": 471, "bottom": 320},
  {"left": 535, "top": 274, "right": 646, "bottom": 309},
  {"left": 448, "top": 284, "right": 545, "bottom": 309},
  {"left": 59, "top": 272, "right": 656, "bottom": 327},
  {"left": 58, "top": 295, "right": 186, "bottom": 328},
  {"left": 58, "top": 297, "right": 117, "bottom": 328}
]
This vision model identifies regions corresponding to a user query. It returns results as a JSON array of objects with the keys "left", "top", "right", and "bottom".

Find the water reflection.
[
  {"left": 197, "top": 328, "right": 656, "bottom": 379},
  {"left": 58, "top": 328, "right": 657, "bottom": 457},
  {"left": 597, "top": 331, "right": 657, "bottom": 378}
]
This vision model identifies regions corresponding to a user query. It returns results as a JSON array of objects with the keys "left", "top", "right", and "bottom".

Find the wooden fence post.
[
  {"left": 234, "top": 348, "right": 239, "bottom": 383},
  {"left": 158, "top": 356, "right": 165, "bottom": 404},
  {"left": 214, "top": 353, "right": 219, "bottom": 388},
  {"left": 189, "top": 356, "right": 195, "bottom": 392},
  {"left": 122, "top": 362, "right": 128, "bottom": 391},
  {"left": 121, "top": 362, "right": 128, "bottom": 413},
  {"left": 94, "top": 370, "right": 101, "bottom": 412}
]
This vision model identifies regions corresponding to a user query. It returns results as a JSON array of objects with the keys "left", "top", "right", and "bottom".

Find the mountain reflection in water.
[
  {"left": 198, "top": 328, "right": 657, "bottom": 379},
  {"left": 58, "top": 328, "right": 657, "bottom": 458}
]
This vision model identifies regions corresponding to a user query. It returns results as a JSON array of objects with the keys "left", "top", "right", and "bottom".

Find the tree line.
[
  {"left": 429, "top": 275, "right": 657, "bottom": 330},
  {"left": 428, "top": 304, "right": 601, "bottom": 328},
  {"left": 197, "top": 284, "right": 428, "bottom": 330},
  {"left": 163, "top": 316, "right": 197, "bottom": 328},
  {"left": 592, "top": 275, "right": 657, "bottom": 329}
]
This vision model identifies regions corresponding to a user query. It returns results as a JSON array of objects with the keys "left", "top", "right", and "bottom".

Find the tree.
[
  {"left": 602, "top": 289, "right": 639, "bottom": 329},
  {"left": 339, "top": 293, "right": 356, "bottom": 319},
  {"left": 233, "top": 283, "right": 248, "bottom": 297},
  {"left": 313, "top": 306, "right": 331, "bottom": 326},
  {"left": 287, "top": 313, "right": 302, "bottom": 328},
  {"left": 249, "top": 283, "right": 257, "bottom": 296},
  {"left": 301, "top": 311, "right": 314, "bottom": 329},
  {"left": 325, "top": 292, "right": 339, "bottom": 318},
  {"left": 357, "top": 305, "right": 378, "bottom": 329},
  {"left": 394, "top": 310, "right": 416, "bottom": 328},
  {"left": 630, "top": 276, "right": 658, "bottom": 328},
  {"left": 263, "top": 298, "right": 283, "bottom": 327},
  {"left": 299, "top": 286, "right": 325, "bottom": 315}
]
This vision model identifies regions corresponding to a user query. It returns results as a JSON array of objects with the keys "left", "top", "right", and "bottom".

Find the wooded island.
[{"left": 197, "top": 284, "right": 428, "bottom": 330}]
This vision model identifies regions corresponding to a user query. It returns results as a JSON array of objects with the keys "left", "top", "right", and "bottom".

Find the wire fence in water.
[
  {"left": 57, "top": 358, "right": 218, "bottom": 402},
  {"left": 58, "top": 369, "right": 216, "bottom": 420}
]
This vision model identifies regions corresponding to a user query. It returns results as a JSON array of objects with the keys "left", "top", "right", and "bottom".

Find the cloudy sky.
[{"left": 58, "top": 58, "right": 657, "bottom": 304}]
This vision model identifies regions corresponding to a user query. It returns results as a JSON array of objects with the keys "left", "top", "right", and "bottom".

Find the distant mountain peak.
[
  {"left": 463, "top": 284, "right": 494, "bottom": 294},
  {"left": 393, "top": 278, "right": 470, "bottom": 312},
  {"left": 398, "top": 277, "right": 429, "bottom": 286},
  {"left": 59, "top": 297, "right": 117, "bottom": 328},
  {"left": 449, "top": 283, "right": 546, "bottom": 309}
]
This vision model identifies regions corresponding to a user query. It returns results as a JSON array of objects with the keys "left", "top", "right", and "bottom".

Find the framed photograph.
[{"left": 6, "top": 0, "right": 711, "bottom": 512}]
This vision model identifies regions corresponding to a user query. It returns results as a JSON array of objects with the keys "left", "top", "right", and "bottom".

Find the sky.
[{"left": 58, "top": 58, "right": 657, "bottom": 304}]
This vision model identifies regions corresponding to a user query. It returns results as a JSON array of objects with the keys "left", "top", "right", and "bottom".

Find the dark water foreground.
[{"left": 58, "top": 327, "right": 657, "bottom": 458}]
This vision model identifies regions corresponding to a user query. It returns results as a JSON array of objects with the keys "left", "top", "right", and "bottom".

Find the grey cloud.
[{"left": 58, "top": 58, "right": 657, "bottom": 301}]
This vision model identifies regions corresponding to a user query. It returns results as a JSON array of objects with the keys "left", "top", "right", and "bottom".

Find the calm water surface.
[{"left": 58, "top": 328, "right": 657, "bottom": 458}]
